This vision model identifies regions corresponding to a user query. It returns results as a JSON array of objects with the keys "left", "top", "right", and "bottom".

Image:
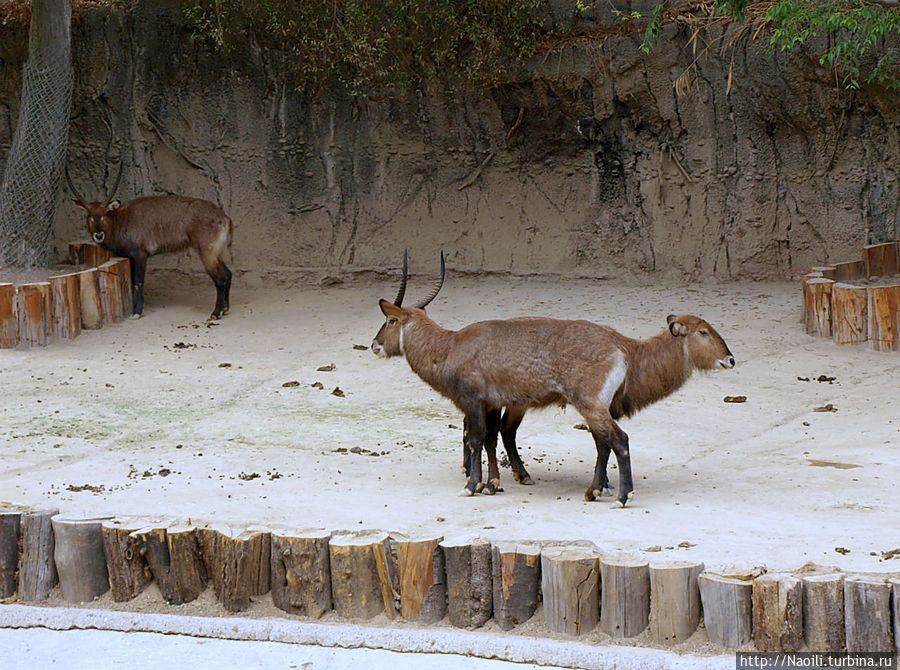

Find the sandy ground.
[{"left": 1, "top": 271, "right": 898, "bottom": 581}]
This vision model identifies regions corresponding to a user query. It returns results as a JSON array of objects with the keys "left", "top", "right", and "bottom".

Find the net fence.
[{"left": 0, "top": 52, "right": 73, "bottom": 269}]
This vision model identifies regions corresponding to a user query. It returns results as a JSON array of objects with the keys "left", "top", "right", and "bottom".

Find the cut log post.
[
  {"left": 49, "top": 272, "right": 82, "bottom": 340},
  {"left": 69, "top": 241, "right": 110, "bottom": 268},
  {"left": 101, "top": 518, "right": 152, "bottom": 602},
  {"left": 752, "top": 573, "right": 803, "bottom": 652},
  {"left": 541, "top": 545, "right": 600, "bottom": 637},
  {"left": 600, "top": 554, "right": 650, "bottom": 639},
  {"left": 844, "top": 576, "right": 893, "bottom": 653},
  {"left": 397, "top": 533, "right": 446, "bottom": 624},
  {"left": 133, "top": 523, "right": 206, "bottom": 605},
  {"left": 51, "top": 514, "right": 112, "bottom": 603},
  {"left": 112, "top": 257, "right": 132, "bottom": 316},
  {"left": 802, "top": 573, "right": 845, "bottom": 652},
  {"left": 0, "top": 509, "right": 21, "bottom": 599},
  {"left": 270, "top": 529, "right": 332, "bottom": 618},
  {"left": 441, "top": 536, "right": 493, "bottom": 629},
  {"left": 18, "top": 507, "right": 59, "bottom": 602},
  {"left": 811, "top": 265, "right": 837, "bottom": 280},
  {"left": 867, "top": 284, "right": 900, "bottom": 352},
  {"left": 698, "top": 572, "right": 753, "bottom": 649},
  {"left": 329, "top": 531, "right": 399, "bottom": 621},
  {"left": 863, "top": 241, "right": 899, "bottom": 278},
  {"left": 831, "top": 283, "right": 868, "bottom": 345},
  {"left": 891, "top": 579, "right": 900, "bottom": 651},
  {"left": 0, "top": 283, "right": 17, "bottom": 348},
  {"left": 97, "top": 260, "right": 125, "bottom": 323},
  {"left": 805, "top": 278, "right": 834, "bottom": 337},
  {"left": 491, "top": 542, "right": 541, "bottom": 631},
  {"left": 198, "top": 526, "right": 270, "bottom": 612},
  {"left": 16, "top": 281, "right": 51, "bottom": 347},
  {"left": 77, "top": 268, "right": 103, "bottom": 330},
  {"left": 801, "top": 271, "right": 824, "bottom": 326},
  {"left": 649, "top": 560, "right": 704, "bottom": 645},
  {"left": 833, "top": 260, "right": 866, "bottom": 282}
]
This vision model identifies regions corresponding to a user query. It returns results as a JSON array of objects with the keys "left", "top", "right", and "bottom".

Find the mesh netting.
[{"left": 0, "top": 53, "right": 73, "bottom": 269}]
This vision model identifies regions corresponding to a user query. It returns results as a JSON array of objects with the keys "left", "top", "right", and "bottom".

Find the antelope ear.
[
  {"left": 108, "top": 200, "right": 121, "bottom": 210},
  {"left": 380, "top": 299, "right": 403, "bottom": 318},
  {"left": 667, "top": 315, "right": 688, "bottom": 337}
]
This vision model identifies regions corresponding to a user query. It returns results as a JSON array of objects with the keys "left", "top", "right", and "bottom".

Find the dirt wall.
[{"left": 1, "top": 1, "right": 898, "bottom": 281}]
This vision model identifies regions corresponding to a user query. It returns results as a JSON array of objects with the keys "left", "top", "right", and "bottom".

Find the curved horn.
[
  {"left": 393, "top": 248, "right": 409, "bottom": 306},
  {"left": 102, "top": 160, "right": 125, "bottom": 207},
  {"left": 64, "top": 165, "right": 88, "bottom": 207},
  {"left": 413, "top": 251, "right": 445, "bottom": 309}
]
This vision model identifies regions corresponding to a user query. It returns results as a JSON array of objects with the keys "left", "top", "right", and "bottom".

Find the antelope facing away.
[
  {"left": 371, "top": 252, "right": 736, "bottom": 507},
  {"left": 66, "top": 163, "right": 233, "bottom": 319}
]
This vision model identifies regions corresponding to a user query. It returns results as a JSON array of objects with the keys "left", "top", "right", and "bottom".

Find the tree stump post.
[
  {"left": 649, "top": 560, "right": 704, "bottom": 645},
  {"left": 491, "top": 542, "right": 541, "bottom": 631},
  {"left": 600, "top": 554, "right": 650, "bottom": 639},
  {"left": 891, "top": 579, "right": 900, "bottom": 650},
  {"left": 867, "top": 284, "right": 900, "bottom": 351},
  {"left": 441, "top": 536, "right": 493, "bottom": 629},
  {"left": 805, "top": 278, "right": 834, "bottom": 337},
  {"left": 396, "top": 534, "right": 447, "bottom": 624},
  {"left": 49, "top": 272, "right": 81, "bottom": 340},
  {"left": 540, "top": 545, "right": 600, "bottom": 637},
  {"left": 77, "top": 268, "right": 102, "bottom": 330},
  {"left": 101, "top": 518, "right": 152, "bottom": 602},
  {"left": 113, "top": 257, "right": 132, "bottom": 316},
  {"left": 843, "top": 576, "right": 893, "bottom": 653},
  {"left": 270, "top": 529, "right": 332, "bottom": 618},
  {"left": 51, "top": 514, "right": 112, "bottom": 603},
  {"left": 69, "top": 241, "right": 110, "bottom": 268},
  {"left": 0, "top": 283, "right": 17, "bottom": 348},
  {"left": 97, "top": 259, "right": 125, "bottom": 323},
  {"left": 753, "top": 573, "right": 803, "bottom": 652},
  {"left": 198, "top": 526, "right": 270, "bottom": 612},
  {"left": 16, "top": 281, "right": 51, "bottom": 346},
  {"left": 0, "top": 509, "right": 21, "bottom": 599},
  {"left": 801, "top": 271, "right": 824, "bottom": 326},
  {"left": 802, "top": 573, "right": 845, "bottom": 652},
  {"left": 698, "top": 572, "right": 753, "bottom": 649},
  {"left": 833, "top": 260, "right": 865, "bottom": 283},
  {"left": 18, "top": 507, "right": 59, "bottom": 602},
  {"left": 862, "top": 241, "right": 899, "bottom": 278},
  {"left": 328, "top": 531, "right": 399, "bottom": 621},
  {"left": 831, "top": 283, "right": 868, "bottom": 345},
  {"left": 133, "top": 523, "right": 206, "bottom": 605}
]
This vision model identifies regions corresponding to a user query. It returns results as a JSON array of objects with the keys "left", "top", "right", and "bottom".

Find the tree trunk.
[
  {"left": 133, "top": 523, "right": 206, "bottom": 605},
  {"left": 328, "top": 531, "right": 398, "bottom": 621},
  {"left": 441, "top": 536, "right": 493, "bottom": 629},
  {"left": 396, "top": 534, "right": 446, "bottom": 624},
  {"left": 101, "top": 518, "right": 152, "bottom": 602},
  {"left": 16, "top": 282, "right": 50, "bottom": 346},
  {"left": 867, "top": 284, "right": 900, "bottom": 351},
  {"left": 98, "top": 259, "right": 125, "bottom": 323},
  {"left": 753, "top": 573, "right": 803, "bottom": 652},
  {"left": 802, "top": 573, "right": 845, "bottom": 652},
  {"left": 801, "top": 271, "right": 823, "bottom": 326},
  {"left": 0, "top": 283, "right": 17, "bottom": 348},
  {"left": 600, "top": 554, "right": 650, "bottom": 639},
  {"left": 863, "top": 241, "right": 899, "bottom": 278},
  {"left": 540, "top": 545, "right": 600, "bottom": 637},
  {"left": 831, "top": 283, "right": 868, "bottom": 345},
  {"left": 18, "top": 507, "right": 59, "bottom": 602},
  {"left": 51, "top": 513, "right": 112, "bottom": 603},
  {"left": 698, "top": 572, "right": 753, "bottom": 649},
  {"left": 843, "top": 576, "right": 893, "bottom": 653},
  {"left": 805, "top": 278, "right": 834, "bottom": 337},
  {"left": 198, "top": 526, "right": 270, "bottom": 612},
  {"left": 69, "top": 241, "right": 110, "bottom": 268},
  {"left": 833, "top": 260, "right": 865, "bottom": 282},
  {"left": 649, "top": 560, "right": 704, "bottom": 645},
  {"left": 0, "top": 510, "right": 21, "bottom": 599},
  {"left": 77, "top": 268, "right": 103, "bottom": 329},
  {"left": 49, "top": 272, "right": 81, "bottom": 340},
  {"left": 270, "top": 529, "right": 332, "bottom": 618},
  {"left": 491, "top": 541, "right": 540, "bottom": 631}
]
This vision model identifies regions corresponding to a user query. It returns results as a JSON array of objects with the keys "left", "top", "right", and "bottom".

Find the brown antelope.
[
  {"left": 66, "top": 163, "right": 233, "bottom": 319},
  {"left": 372, "top": 252, "right": 736, "bottom": 507}
]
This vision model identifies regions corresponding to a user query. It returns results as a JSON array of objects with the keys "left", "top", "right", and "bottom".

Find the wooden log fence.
[{"left": 3, "top": 507, "right": 900, "bottom": 656}]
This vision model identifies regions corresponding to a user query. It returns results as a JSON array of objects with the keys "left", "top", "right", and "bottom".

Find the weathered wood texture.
[
  {"left": 801, "top": 271, "right": 824, "bottom": 326},
  {"left": 113, "top": 257, "right": 133, "bottom": 315},
  {"left": 101, "top": 518, "right": 152, "bottom": 602},
  {"left": 49, "top": 272, "right": 82, "bottom": 340},
  {"left": 0, "top": 283, "right": 17, "bottom": 348},
  {"left": 843, "top": 576, "right": 893, "bottom": 653},
  {"left": 753, "top": 573, "right": 803, "bottom": 652},
  {"left": 831, "top": 283, "right": 868, "bottom": 345},
  {"left": 52, "top": 514, "right": 112, "bottom": 603},
  {"left": 329, "top": 531, "right": 398, "bottom": 621},
  {"left": 77, "top": 267, "right": 103, "bottom": 329},
  {"left": 805, "top": 278, "right": 834, "bottom": 337},
  {"left": 69, "top": 241, "right": 110, "bottom": 267},
  {"left": 18, "top": 507, "right": 59, "bottom": 601},
  {"left": 863, "top": 241, "right": 899, "bottom": 278},
  {"left": 491, "top": 542, "right": 540, "bottom": 631},
  {"left": 867, "top": 284, "right": 900, "bottom": 351},
  {"left": 199, "top": 526, "right": 270, "bottom": 612},
  {"left": 16, "top": 282, "right": 50, "bottom": 346},
  {"left": 397, "top": 534, "right": 446, "bottom": 624},
  {"left": 97, "top": 259, "right": 126, "bottom": 323},
  {"left": 270, "top": 529, "right": 332, "bottom": 618},
  {"left": 540, "top": 545, "right": 600, "bottom": 637},
  {"left": 802, "top": 573, "right": 845, "bottom": 652},
  {"left": 810, "top": 265, "right": 837, "bottom": 279},
  {"left": 698, "top": 572, "right": 753, "bottom": 649},
  {"left": 649, "top": 560, "right": 704, "bottom": 645},
  {"left": 134, "top": 524, "right": 206, "bottom": 605},
  {"left": 833, "top": 260, "right": 866, "bottom": 282},
  {"left": 441, "top": 537, "right": 492, "bottom": 629},
  {"left": 0, "top": 510, "right": 21, "bottom": 598},
  {"left": 600, "top": 554, "right": 650, "bottom": 639},
  {"left": 891, "top": 579, "right": 900, "bottom": 651}
]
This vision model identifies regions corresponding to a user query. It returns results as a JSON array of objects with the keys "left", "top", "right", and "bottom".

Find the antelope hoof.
[
  {"left": 585, "top": 488, "right": 604, "bottom": 502},
  {"left": 602, "top": 486, "right": 614, "bottom": 497},
  {"left": 512, "top": 472, "right": 533, "bottom": 485},
  {"left": 475, "top": 482, "right": 486, "bottom": 493},
  {"left": 458, "top": 488, "right": 475, "bottom": 497},
  {"left": 482, "top": 479, "right": 502, "bottom": 495},
  {"left": 613, "top": 491, "right": 635, "bottom": 509},
  {"left": 130, "top": 313, "right": 142, "bottom": 320}
]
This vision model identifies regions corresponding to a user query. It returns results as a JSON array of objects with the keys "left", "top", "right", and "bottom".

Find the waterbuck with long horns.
[
  {"left": 371, "top": 252, "right": 736, "bottom": 507},
  {"left": 66, "top": 163, "right": 233, "bottom": 319}
]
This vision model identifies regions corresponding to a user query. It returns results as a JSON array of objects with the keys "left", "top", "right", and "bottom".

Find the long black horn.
[
  {"left": 102, "top": 160, "right": 125, "bottom": 207},
  {"left": 393, "top": 248, "right": 408, "bottom": 306},
  {"left": 64, "top": 165, "right": 88, "bottom": 206},
  {"left": 413, "top": 251, "right": 445, "bottom": 309}
]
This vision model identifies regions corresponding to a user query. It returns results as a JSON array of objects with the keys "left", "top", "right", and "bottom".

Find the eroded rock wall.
[{"left": 1, "top": 1, "right": 897, "bottom": 281}]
